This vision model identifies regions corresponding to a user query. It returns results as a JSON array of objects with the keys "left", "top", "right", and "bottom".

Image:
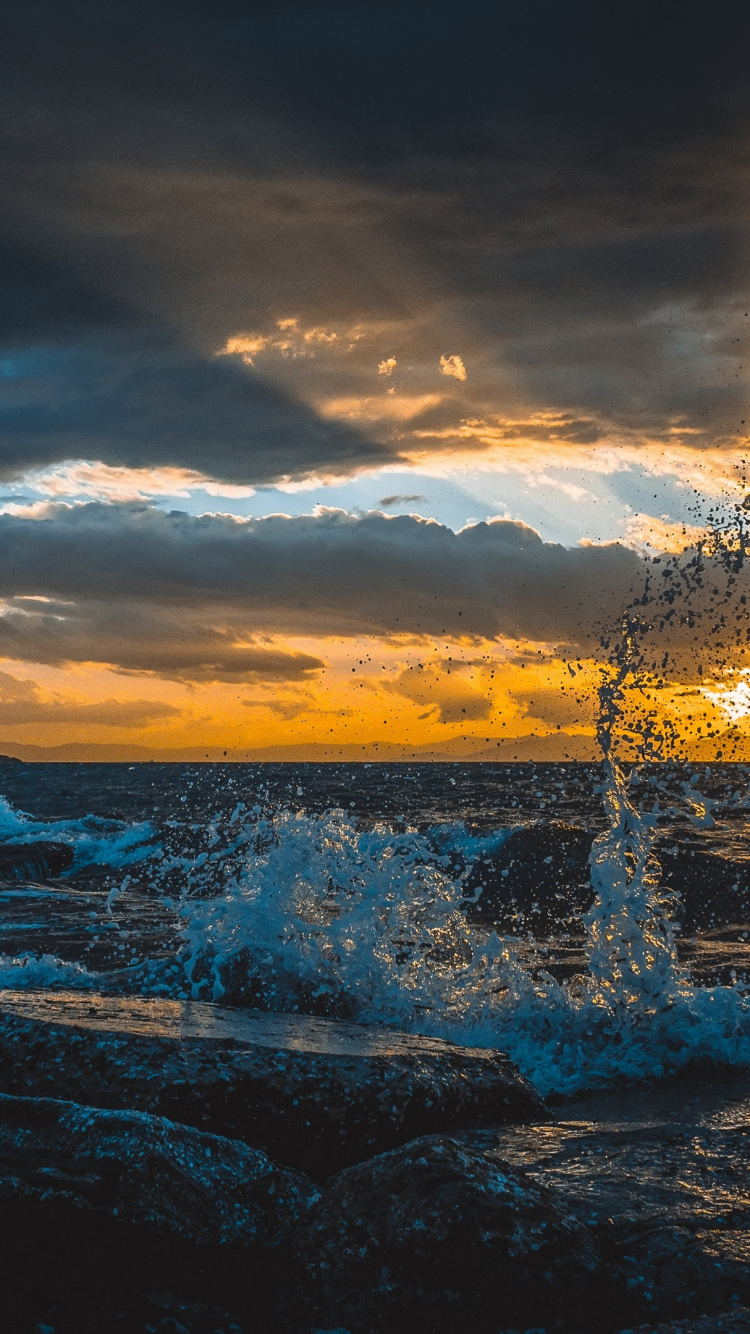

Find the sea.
[{"left": 2, "top": 757, "right": 750, "bottom": 1099}]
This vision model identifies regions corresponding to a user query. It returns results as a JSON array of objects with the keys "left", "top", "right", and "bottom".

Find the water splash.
[
  {"left": 159, "top": 778, "right": 750, "bottom": 1098},
  {"left": 167, "top": 519, "right": 750, "bottom": 1095},
  {"left": 585, "top": 759, "right": 684, "bottom": 1010}
]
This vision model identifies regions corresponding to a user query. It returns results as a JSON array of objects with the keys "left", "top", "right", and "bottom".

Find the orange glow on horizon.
[{"left": 1, "top": 629, "right": 748, "bottom": 761}]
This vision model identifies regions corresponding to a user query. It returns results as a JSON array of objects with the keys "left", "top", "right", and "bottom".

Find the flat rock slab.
[
  {"left": 0, "top": 990, "right": 544, "bottom": 1174},
  {"left": 0, "top": 1091, "right": 316, "bottom": 1248}
]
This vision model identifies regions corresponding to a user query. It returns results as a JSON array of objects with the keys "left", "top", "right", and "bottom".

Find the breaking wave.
[
  {"left": 0, "top": 794, "right": 156, "bottom": 869},
  {"left": 1, "top": 763, "right": 750, "bottom": 1098},
  {"left": 160, "top": 768, "right": 750, "bottom": 1098}
]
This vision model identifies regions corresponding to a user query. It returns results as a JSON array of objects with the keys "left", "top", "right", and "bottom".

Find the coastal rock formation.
[
  {"left": 485, "top": 1075, "right": 750, "bottom": 1327},
  {"left": 0, "top": 840, "right": 75, "bottom": 881},
  {"left": 605, "top": 1221, "right": 750, "bottom": 1326},
  {"left": 0, "top": 989, "right": 545, "bottom": 1175},
  {"left": 279, "top": 1133, "right": 602, "bottom": 1333},
  {"left": 624, "top": 1313, "right": 750, "bottom": 1334},
  {"left": 0, "top": 1090, "right": 316, "bottom": 1247}
]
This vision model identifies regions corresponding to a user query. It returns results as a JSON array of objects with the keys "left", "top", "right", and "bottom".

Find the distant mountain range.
[{"left": 0, "top": 733, "right": 598, "bottom": 763}]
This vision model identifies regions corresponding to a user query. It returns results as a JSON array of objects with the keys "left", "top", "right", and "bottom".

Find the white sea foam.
[{"left": 0, "top": 951, "right": 100, "bottom": 990}]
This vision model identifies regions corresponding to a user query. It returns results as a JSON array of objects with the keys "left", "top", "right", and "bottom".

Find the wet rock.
[
  {"left": 0, "top": 840, "right": 74, "bottom": 881},
  {"left": 0, "top": 990, "right": 545, "bottom": 1176},
  {"left": 0, "top": 1090, "right": 317, "bottom": 1246},
  {"left": 480, "top": 1076, "right": 750, "bottom": 1327},
  {"left": 605, "top": 1221, "right": 750, "bottom": 1327},
  {"left": 9, "top": 1283, "right": 254, "bottom": 1334},
  {"left": 0, "top": 1091, "right": 317, "bottom": 1334},
  {"left": 624, "top": 1309, "right": 750, "bottom": 1334},
  {"left": 464, "top": 821, "right": 594, "bottom": 932},
  {"left": 279, "top": 1133, "right": 602, "bottom": 1333}
]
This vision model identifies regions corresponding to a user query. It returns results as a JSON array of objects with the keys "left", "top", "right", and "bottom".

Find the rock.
[
  {"left": 604, "top": 1220, "right": 750, "bottom": 1327},
  {"left": 0, "top": 990, "right": 545, "bottom": 1176},
  {"left": 0, "top": 840, "right": 75, "bottom": 881},
  {"left": 0, "top": 1090, "right": 317, "bottom": 1248},
  {"left": 464, "top": 821, "right": 594, "bottom": 932},
  {"left": 623, "top": 1311, "right": 750, "bottom": 1334},
  {"left": 484, "top": 1075, "right": 750, "bottom": 1327},
  {"left": 0, "top": 1091, "right": 318, "bottom": 1333},
  {"left": 279, "top": 1133, "right": 602, "bottom": 1333},
  {"left": 10, "top": 1285, "right": 254, "bottom": 1334}
]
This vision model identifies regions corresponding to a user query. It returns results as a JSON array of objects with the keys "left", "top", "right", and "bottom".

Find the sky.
[{"left": 0, "top": 0, "right": 749, "bottom": 760}]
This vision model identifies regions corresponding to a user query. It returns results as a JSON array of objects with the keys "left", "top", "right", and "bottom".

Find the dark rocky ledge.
[
  {"left": 0, "top": 1090, "right": 317, "bottom": 1247},
  {"left": 279, "top": 1133, "right": 603, "bottom": 1333},
  {"left": 0, "top": 989, "right": 544, "bottom": 1175},
  {"left": 0, "top": 1089, "right": 316, "bottom": 1332},
  {"left": 625, "top": 1314, "right": 750, "bottom": 1334},
  {"left": 0, "top": 840, "right": 75, "bottom": 881}
]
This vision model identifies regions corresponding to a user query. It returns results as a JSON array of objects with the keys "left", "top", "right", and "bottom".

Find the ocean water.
[{"left": 2, "top": 757, "right": 750, "bottom": 1100}]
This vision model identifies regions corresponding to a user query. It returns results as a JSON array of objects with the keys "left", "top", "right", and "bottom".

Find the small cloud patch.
[{"left": 439, "top": 354, "right": 467, "bottom": 381}]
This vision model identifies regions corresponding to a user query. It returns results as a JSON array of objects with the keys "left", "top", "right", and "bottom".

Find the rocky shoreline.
[
  {"left": 0, "top": 990, "right": 543, "bottom": 1174},
  {"left": 0, "top": 990, "right": 749, "bottom": 1333}
]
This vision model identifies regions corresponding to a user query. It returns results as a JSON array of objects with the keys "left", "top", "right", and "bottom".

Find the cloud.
[
  {"left": 0, "top": 597, "right": 324, "bottom": 683},
  {"left": 439, "top": 355, "right": 466, "bottom": 382},
  {"left": 2, "top": 501, "right": 743, "bottom": 690},
  {"left": 620, "top": 513, "right": 709, "bottom": 554},
  {"left": 0, "top": 670, "right": 179, "bottom": 727},
  {"left": 241, "top": 697, "right": 312, "bottom": 720},
  {"left": 378, "top": 358, "right": 397, "bottom": 376},
  {"left": 0, "top": 3, "right": 746, "bottom": 495},
  {"left": 378, "top": 494, "right": 425, "bottom": 507},
  {"left": 386, "top": 663, "right": 492, "bottom": 723},
  {"left": 513, "top": 684, "right": 596, "bottom": 730},
  {"left": 0, "top": 503, "right": 647, "bottom": 674},
  {"left": 14, "top": 461, "right": 253, "bottom": 503},
  {"left": 0, "top": 325, "right": 395, "bottom": 486}
]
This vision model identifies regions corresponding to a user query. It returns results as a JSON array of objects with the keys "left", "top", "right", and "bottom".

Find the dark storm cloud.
[
  {"left": 0, "top": 241, "right": 127, "bottom": 343},
  {"left": 0, "top": 322, "right": 392, "bottom": 484},
  {"left": 3, "top": 2, "right": 747, "bottom": 150},
  {"left": 0, "top": 1, "right": 748, "bottom": 483},
  {"left": 0, "top": 504, "right": 646, "bottom": 672},
  {"left": 0, "top": 593, "right": 324, "bottom": 684}
]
